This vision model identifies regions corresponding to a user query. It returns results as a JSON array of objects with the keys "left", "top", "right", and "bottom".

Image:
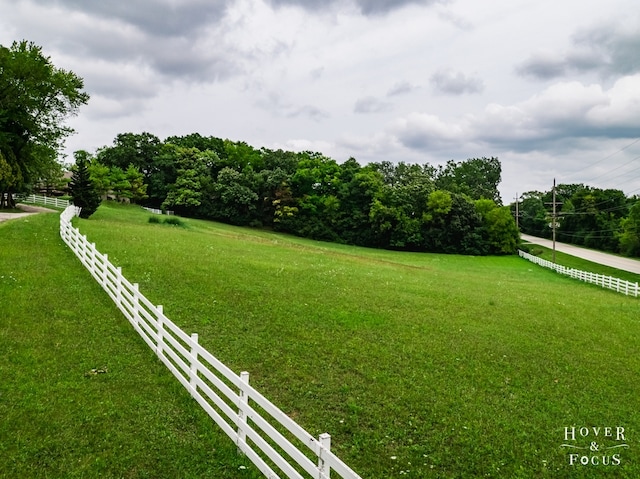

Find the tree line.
[
  {"left": 5, "top": 39, "right": 639, "bottom": 258},
  {"left": 75, "top": 132, "right": 519, "bottom": 255},
  {"left": 514, "top": 185, "right": 640, "bottom": 257},
  {"left": 0, "top": 37, "right": 516, "bottom": 257}
]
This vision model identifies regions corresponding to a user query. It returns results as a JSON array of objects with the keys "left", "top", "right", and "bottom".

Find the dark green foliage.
[
  {"left": 165, "top": 132, "right": 227, "bottom": 160},
  {"left": 618, "top": 200, "right": 640, "bottom": 256},
  {"left": 516, "top": 191, "right": 547, "bottom": 237},
  {"left": 90, "top": 132, "right": 522, "bottom": 255},
  {"left": 163, "top": 216, "right": 185, "bottom": 227},
  {"left": 97, "top": 132, "right": 166, "bottom": 206},
  {"left": 148, "top": 215, "right": 185, "bottom": 227},
  {"left": 0, "top": 40, "right": 88, "bottom": 206},
  {"left": 69, "top": 153, "right": 101, "bottom": 218},
  {"left": 559, "top": 187, "right": 627, "bottom": 251},
  {"left": 435, "top": 157, "right": 502, "bottom": 204}
]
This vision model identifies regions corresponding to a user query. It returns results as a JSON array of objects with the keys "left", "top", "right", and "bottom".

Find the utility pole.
[
  {"left": 544, "top": 179, "right": 562, "bottom": 263},
  {"left": 514, "top": 192, "right": 519, "bottom": 230},
  {"left": 552, "top": 180, "right": 557, "bottom": 263}
]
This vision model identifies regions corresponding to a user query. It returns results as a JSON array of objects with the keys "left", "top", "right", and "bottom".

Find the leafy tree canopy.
[
  {"left": 82, "top": 132, "right": 523, "bottom": 255},
  {"left": 0, "top": 40, "right": 88, "bottom": 206},
  {"left": 436, "top": 157, "right": 502, "bottom": 204}
]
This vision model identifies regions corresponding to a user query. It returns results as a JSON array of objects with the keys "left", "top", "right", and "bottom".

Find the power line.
[
  {"left": 551, "top": 137, "right": 640, "bottom": 198},
  {"left": 581, "top": 154, "right": 640, "bottom": 187},
  {"left": 578, "top": 137, "right": 640, "bottom": 173}
]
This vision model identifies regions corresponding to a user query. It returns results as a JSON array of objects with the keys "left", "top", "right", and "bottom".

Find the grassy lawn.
[
  {"left": 3, "top": 202, "right": 640, "bottom": 478},
  {"left": 0, "top": 211, "right": 261, "bottom": 478}
]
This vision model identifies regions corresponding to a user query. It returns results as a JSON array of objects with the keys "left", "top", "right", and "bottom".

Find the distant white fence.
[
  {"left": 518, "top": 250, "right": 639, "bottom": 297},
  {"left": 142, "top": 206, "right": 174, "bottom": 216},
  {"left": 20, "top": 193, "right": 70, "bottom": 209},
  {"left": 60, "top": 205, "right": 362, "bottom": 479}
]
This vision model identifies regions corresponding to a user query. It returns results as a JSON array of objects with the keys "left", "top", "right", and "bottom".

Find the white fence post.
[
  {"left": 238, "top": 371, "right": 250, "bottom": 454},
  {"left": 156, "top": 305, "right": 164, "bottom": 357},
  {"left": 116, "top": 266, "right": 123, "bottom": 305},
  {"left": 190, "top": 333, "right": 199, "bottom": 396},
  {"left": 101, "top": 254, "right": 109, "bottom": 287},
  {"left": 89, "top": 243, "right": 97, "bottom": 271},
  {"left": 132, "top": 283, "right": 140, "bottom": 325},
  {"left": 318, "top": 433, "right": 331, "bottom": 479}
]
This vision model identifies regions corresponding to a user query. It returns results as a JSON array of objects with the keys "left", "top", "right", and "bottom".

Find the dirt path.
[{"left": 0, "top": 203, "right": 57, "bottom": 223}]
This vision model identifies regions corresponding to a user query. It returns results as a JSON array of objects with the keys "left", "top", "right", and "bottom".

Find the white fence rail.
[
  {"left": 142, "top": 206, "right": 163, "bottom": 215},
  {"left": 59, "top": 205, "right": 362, "bottom": 479},
  {"left": 142, "top": 206, "right": 174, "bottom": 215},
  {"left": 518, "top": 250, "right": 639, "bottom": 297},
  {"left": 20, "top": 193, "right": 70, "bottom": 209}
]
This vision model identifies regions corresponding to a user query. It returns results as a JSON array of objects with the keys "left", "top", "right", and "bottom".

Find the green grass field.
[
  {"left": 0, "top": 210, "right": 261, "bottom": 479},
  {"left": 2, "top": 202, "right": 640, "bottom": 478}
]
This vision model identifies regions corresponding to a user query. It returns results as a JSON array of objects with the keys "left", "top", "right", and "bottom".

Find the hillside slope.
[
  {"left": 0, "top": 212, "right": 261, "bottom": 478},
  {"left": 68, "top": 203, "right": 640, "bottom": 478}
]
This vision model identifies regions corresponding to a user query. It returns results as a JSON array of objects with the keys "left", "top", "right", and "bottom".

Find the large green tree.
[
  {"left": 0, "top": 40, "right": 89, "bottom": 207},
  {"left": 161, "top": 146, "right": 215, "bottom": 215},
  {"left": 617, "top": 199, "right": 640, "bottom": 257},
  {"left": 436, "top": 157, "right": 502, "bottom": 204}
]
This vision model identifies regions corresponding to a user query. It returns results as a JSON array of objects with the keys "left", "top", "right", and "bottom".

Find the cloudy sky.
[{"left": 2, "top": 0, "right": 639, "bottom": 203}]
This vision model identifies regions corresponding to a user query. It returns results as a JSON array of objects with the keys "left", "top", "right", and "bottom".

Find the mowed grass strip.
[
  {"left": 67, "top": 203, "right": 640, "bottom": 478},
  {"left": 523, "top": 243, "right": 640, "bottom": 285},
  {"left": 0, "top": 212, "right": 261, "bottom": 479}
]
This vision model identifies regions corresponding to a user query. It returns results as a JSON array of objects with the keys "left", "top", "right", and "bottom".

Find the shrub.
[
  {"left": 163, "top": 217, "right": 185, "bottom": 227},
  {"left": 148, "top": 216, "right": 161, "bottom": 224}
]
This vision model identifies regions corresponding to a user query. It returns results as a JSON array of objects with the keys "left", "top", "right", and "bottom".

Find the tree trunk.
[{"left": 6, "top": 190, "right": 16, "bottom": 209}]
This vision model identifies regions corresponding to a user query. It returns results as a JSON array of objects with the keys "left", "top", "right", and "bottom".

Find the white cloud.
[
  {"left": 517, "top": 16, "right": 640, "bottom": 79},
  {"left": 386, "top": 81, "right": 420, "bottom": 96},
  {"left": 387, "top": 75, "right": 640, "bottom": 156},
  {"left": 2, "top": 0, "right": 640, "bottom": 201},
  {"left": 354, "top": 96, "right": 393, "bottom": 113},
  {"left": 430, "top": 68, "right": 484, "bottom": 95},
  {"left": 390, "top": 113, "right": 466, "bottom": 149}
]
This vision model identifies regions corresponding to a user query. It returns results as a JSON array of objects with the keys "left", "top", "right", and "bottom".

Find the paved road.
[{"left": 521, "top": 234, "right": 640, "bottom": 275}]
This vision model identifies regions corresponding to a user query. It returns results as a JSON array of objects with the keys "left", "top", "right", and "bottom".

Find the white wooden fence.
[
  {"left": 142, "top": 206, "right": 163, "bottom": 215},
  {"left": 20, "top": 193, "right": 70, "bottom": 209},
  {"left": 59, "top": 205, "right": 362, "bottom": 479},
  {"left": 142, "top": 206, "right": 174, "bottom": 215},
  {"left": 518, "top": 250, "right": 639, "bottom": 297}
]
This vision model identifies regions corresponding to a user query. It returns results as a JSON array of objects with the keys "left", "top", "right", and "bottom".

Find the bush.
[
  {"left": 163, "top": 217, "right": 185, "bottom": 227},
  {"left": 148, "top": 216, "right": 161, "bottom": 224}
]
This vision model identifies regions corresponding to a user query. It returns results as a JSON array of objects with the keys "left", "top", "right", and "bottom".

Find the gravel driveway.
[{"left": 0, "top": 203, "right": 57, "bottom": 223}]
